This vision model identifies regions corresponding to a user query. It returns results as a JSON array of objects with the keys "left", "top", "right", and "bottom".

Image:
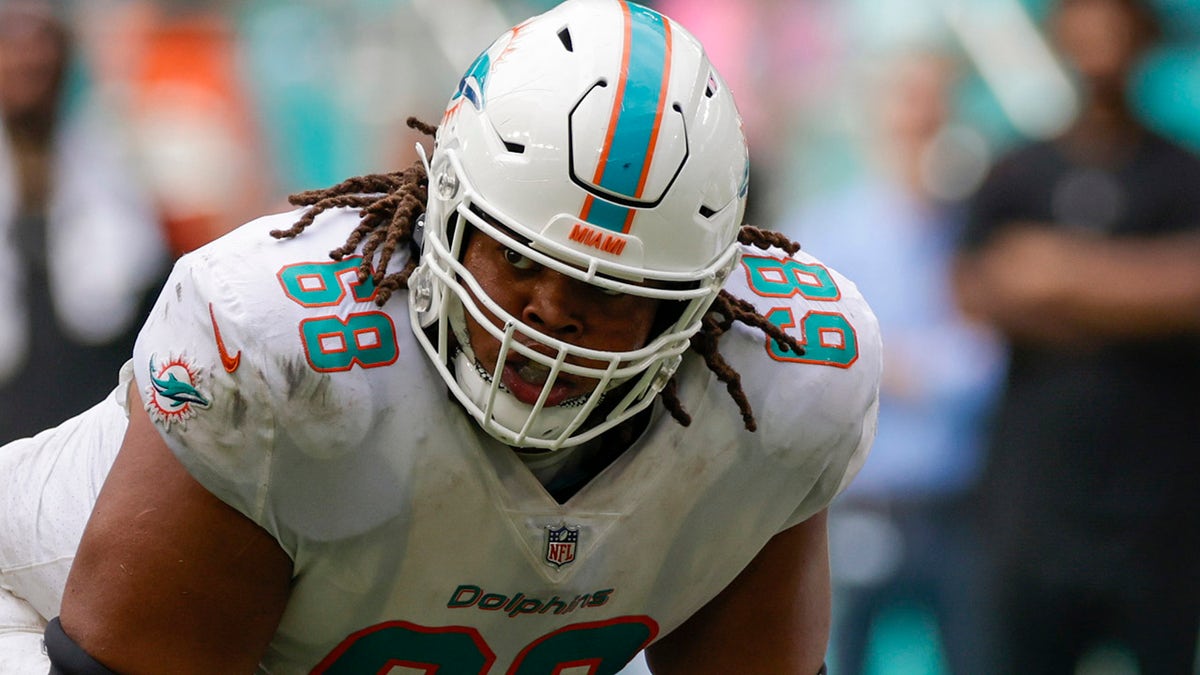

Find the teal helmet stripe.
[
  {"left": 583, "top": 1, "right": 671, "bottom": 233},
  {"left": 584, "top": 197, "right": 634, "bottom": 232}
]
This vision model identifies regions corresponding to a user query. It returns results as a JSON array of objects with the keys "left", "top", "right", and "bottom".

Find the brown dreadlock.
[{"left": 274, "top": 117, "right": 805, "bottom": 433}]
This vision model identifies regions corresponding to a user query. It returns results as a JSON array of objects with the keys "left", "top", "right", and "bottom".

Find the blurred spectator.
[
  {"left": 0, "top": 0, "right": 169, "bottom": 444},
  {"left": 78, "top": 0, "right": 277, "bottom": 255},
  {"left": 954, "top": 0, "right": 1200, "bottom": 672},
  {"left": 786, "top": 48, "right": 1004, "bottom": 675}
]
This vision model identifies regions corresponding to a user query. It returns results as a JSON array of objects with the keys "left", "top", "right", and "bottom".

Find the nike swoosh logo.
[{"left": 209, "top": 303, "right": 242, "bottom": 373}]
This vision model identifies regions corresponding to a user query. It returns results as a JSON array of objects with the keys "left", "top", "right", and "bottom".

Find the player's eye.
[{"left": 504, "top": 247, "right": 537, "bottom": 270}]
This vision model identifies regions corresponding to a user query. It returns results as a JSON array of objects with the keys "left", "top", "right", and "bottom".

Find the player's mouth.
[{"left": 500, "top": 358, "right": 578, "bottom": 407}]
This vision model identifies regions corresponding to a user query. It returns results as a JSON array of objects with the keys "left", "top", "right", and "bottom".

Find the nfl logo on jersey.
[{"left": 545, "top": 525, "right": 580, "bottom": 567}]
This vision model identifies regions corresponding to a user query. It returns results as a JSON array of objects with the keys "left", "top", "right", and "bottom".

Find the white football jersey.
[{"left": 128, "top": 206, "right": 880, "bottom": 673}]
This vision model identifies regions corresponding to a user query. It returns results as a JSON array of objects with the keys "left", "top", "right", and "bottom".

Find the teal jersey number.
[
  {"left": 278, "top": 258, "right": 400, "bottom": 372},
  {"left": 314, "top": 622, "right": 495, "bottom": 674},
  {"left": 740, "top": 254, "right": 858, "bottom": 368},
  {"left": 299, "top": 313, "right": 398, "bottom": 371},
  {"left": 741, "top": 256, "right": 842, "bottom": 301},
  {"left": 765, "top": 308, "right": 858, "bottom": 368},
  {"left": 278, "top": 257, "right": 378, "bottom": 306},
  {"left": 313, "top": 617, "right": 658, "bottom": 674}
]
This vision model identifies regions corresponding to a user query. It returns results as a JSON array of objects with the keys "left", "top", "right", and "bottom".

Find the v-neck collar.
[{"left": 475, "top": 402, "right": 670, "bottom": 513}]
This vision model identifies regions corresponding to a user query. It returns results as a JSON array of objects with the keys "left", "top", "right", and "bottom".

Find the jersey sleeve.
[
  {"left": 722, "top": 242, "right": 883, "bottom": 531},
  {"left": 131, "top": 208, "right": 420, "bottom": 553},
  {"left": 131, "top": 236, "right": 282, "bottom": 528}
]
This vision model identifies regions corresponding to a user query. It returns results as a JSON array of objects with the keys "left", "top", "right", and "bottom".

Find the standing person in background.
[
  {"left": 788, "top": 49, "right": 1004, "bottom": 675},
  {"left": 0, "top": 0, "right": 168, "bottom": 444},
  {"left": 954, "top": 0, "right": 1200, "bottom": 672},
  {"left": 96, "top": 0, "right": 276, "bottom": 255}
]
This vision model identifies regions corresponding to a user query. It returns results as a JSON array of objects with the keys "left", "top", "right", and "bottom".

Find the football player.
[{"left": 0, "top": 0, "right": 880, "bottom": 672}]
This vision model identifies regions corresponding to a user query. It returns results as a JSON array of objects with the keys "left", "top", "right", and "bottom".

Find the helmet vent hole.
[
  {"left": 705, "top": 73, "right": 718, "bottom": 98},
  {"left": 557, "top": 27, "right": 574, "bottom": 52},
  {"left": 503, "top": 141, "right": 526, "bottom": 154},
  {"left": 698, "top": 205, "right": 717, "bottom": 219}
]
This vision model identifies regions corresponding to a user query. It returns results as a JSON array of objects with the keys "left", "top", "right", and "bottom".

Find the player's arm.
[
  {"left": 644, "top": 509, "right": 831, "bottom": 675},
  {"left": 54, "top": 386, "right": 293, "bottom": 674}
]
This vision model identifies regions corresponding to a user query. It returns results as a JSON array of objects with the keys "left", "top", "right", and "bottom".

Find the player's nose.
[{"left": 521, "top": 269, "right": 586, "bottom": 339}]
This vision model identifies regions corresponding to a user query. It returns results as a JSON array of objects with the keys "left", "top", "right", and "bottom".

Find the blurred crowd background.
[{"left": 2, "top": 0, "right": 1198, "bottom": 673}]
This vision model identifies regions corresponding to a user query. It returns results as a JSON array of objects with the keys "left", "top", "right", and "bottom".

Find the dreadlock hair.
[{"left": 275, "top": 117, "right": 805, "bottom": 433}]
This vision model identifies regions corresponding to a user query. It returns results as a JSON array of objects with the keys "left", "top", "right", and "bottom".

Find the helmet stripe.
[
  {"left": 581, "top": 194, "right": 634, "bottom": 232},
  {"left": 633, "top": 6, "right": 673, "bottom": 200},
  {"left": 580, "top": 1, "right": 672, "bottom": 234}
]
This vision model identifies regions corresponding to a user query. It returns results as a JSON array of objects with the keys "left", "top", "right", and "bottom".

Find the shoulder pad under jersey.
[
  {"left": 132, "top": 206, "right": 424, "bottom": 527},
  {"left": 712, "top": 240, "right": 882, "bottom": 517}
]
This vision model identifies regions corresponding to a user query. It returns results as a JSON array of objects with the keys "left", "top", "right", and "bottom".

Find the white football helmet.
[{"left": 408, "top": 0, "right": 749, "bottom": 450}]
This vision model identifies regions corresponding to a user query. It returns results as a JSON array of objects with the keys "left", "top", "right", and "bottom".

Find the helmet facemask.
[
  {"left": 407, "top": 0, "right": 748, "bottom": 451},
  {"left": 410, "top": 149, "right": 735, "bottom": 450}
]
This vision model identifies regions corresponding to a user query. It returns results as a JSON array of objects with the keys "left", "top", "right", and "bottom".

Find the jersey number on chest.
[{"left": 311, "top": 616, "right": 657, "bottom": 674}]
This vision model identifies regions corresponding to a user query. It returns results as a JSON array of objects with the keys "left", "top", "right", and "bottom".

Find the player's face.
[{"left": 459, "top": 229, "right": 661, "bottom": 407}]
